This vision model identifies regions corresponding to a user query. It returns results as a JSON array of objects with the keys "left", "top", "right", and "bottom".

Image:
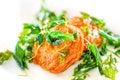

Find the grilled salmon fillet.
[
  {"left": 70, "top": 16, "right": 103, "bottom": 50},
  {"left": 33, "top": 25, "right": 84, "bottom": 74}
]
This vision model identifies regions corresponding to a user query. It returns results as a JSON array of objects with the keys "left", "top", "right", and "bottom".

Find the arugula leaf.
[
  {"left": 98, "top": 30, "right": 117, "bottom": 42},
  {"left": 104, "top": 28, "right": 113, "bottom": 35},
  {"left": 37, "top": 0, "right": 57, "bottom": 24},
  {"left": 99, "top": 42, "right": 107, "bottom": 56},
  {"left": 48, "top": 31, "right": 75, "bottom": 41},
  {"left": 14, "top": 23, "right": 41, "bottom": 70},
  {"left": 90, "top": 16, "right": 105, "bottom": 28},
  {"left": 20, "top": 23, "right": 40, "bottom": 39},
  {"left": 20, "top": 34, "right": 36, "bottom": 44},
  {"left": 0, "top": 50, "right": 12, "bottom": 64},
  {"left": 14, "top": 40, "right": 34, "bottom": 70},
  {"left": 46, "top": 31, "right": 75, "bottom": 45},
  {"left": 115, "top": 50, "right": 120, "bottom": 57},
  {"left": 80, "top": 26, "right": 91, "bottom": 34},
  {"left": 20, "top": 29, "right": 31, "bottom": 38},
  {"left": 73, "top": 63, "right": 96, "bottom": 80},
  {"left": 13, "top": 41, "right": 28, "bottom": 70},
  {"left": 46, "top": 34, "right": 64, "bottom": 45},
  {"left": 36, "top": 5, "right": 57, "bottom": 25},
  {"left": 72, "top": 51, "right": 97, "bottom": 80},
  {"left": 47, "top": 20, "right": 66, "bottom": 29},
  {"left": 59, "top": 50, "right": 69, "bottom": 64},
  {"left": 98, "top": 30, "right": 120, "bottom": 46},
  {"left": 80, "top": 12, "right": 90, "bottom": 18},
  {"left": 80, "top": 12, "right": 105, "bottom": 28},
  {"left": 103, "top": 66, "right": 117, "bottom": 80},
  {"left": 36, "top": 33, "right": 44, "bottom": 45},
  {"left": 23, "top": 23, "right": 40, "bottom": 34},
  {"left": 25, "top": 44, "right": 33, "bottom": 60},
  {"left": 72, "top": 44, "right": 118, "bottom": 80},
  {"left": 36, "top": 0, "right": 68, "bottom": 27},
  {"left": 72, "top": 32, "right": 78, "bottom": 38},
  {"left": 37, "top": 8, "right": 68, "bottom": 28},
  {"left": 88, "top": 44, "right": 103, "bottom": 74},
  {"left": 102, "top": 54, "right": 118, "bottom": 80},
  {"left": 58, "top": 10, "right": 67, "bottom": 20}
]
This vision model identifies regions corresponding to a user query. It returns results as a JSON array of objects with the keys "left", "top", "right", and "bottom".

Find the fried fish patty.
[
  {"left": 69, "top": 16, "right": 103, "bottom": 50},
  {"left": 33, "top": 25, "right": 84, "bottom": 74}
]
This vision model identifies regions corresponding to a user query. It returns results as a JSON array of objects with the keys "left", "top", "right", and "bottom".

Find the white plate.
[{"left": 0, "top": 0, "right": 120, "bottom": 80}]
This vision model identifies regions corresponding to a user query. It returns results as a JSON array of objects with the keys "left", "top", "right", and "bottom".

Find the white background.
[{"left": 0, "top": 0, "right": 120, "bottom": 80}]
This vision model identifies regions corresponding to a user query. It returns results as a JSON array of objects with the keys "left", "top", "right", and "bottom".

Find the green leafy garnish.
[
  {"left": 72, "top": 43, "right": 118, "bottom": 80},
  {"left": 80, "top": 12, "right": 105, "bottom": 28},
  {"left": 98, "top": 30, "right": 120, "bottom": 47},
  {"left": 59, "top": 50, "right": 69, "bottom": 64},
  {"left": 72, "top": 51, "right": 97, "bottom": 80},
  {"left": 88, "top": 44, "right": 103, "bottom": 74},
  {"left": 36, "top": 0, "right": 68, "bottom": 29},
  {"left": 36, "top": 6, "right": 57, "bottom": 25},
  {"left": 115, "top": 50, "right": 120, "bottom": 57},
  {"left": 47, "top": 20, "right": 67, "bottom": 29},
  {"left": 36, "top": 1, "right": 67, "bottom": 26},
  {"left": 46, "top": 31, "right": 75, "bottom": 45},
  {"left": 0, "top": 50, "right": 12, "bottom": 64},
  {"left": 22, "top": 23, "right": 40, "bottom": 35},
  {"left": 80, "top": 26, "right": 91, "bottom": 34},
  {"left": 80, "top": 12, "right": 90, "bottom": 18},
  {"left": 58, "top": 10, "right": 67, "bottom": 20},
  {"left": 14, "top": 23, "right": 41, "bottom": 70},
  {"left": 14, "top": 41, "right": 28, "bottom": 70},
  {"left": 102, "top": 54, "right": 118, "bottom": 80},
  {"left": 99, "top": 42, "right": 107, "bottom": 56},
  {"left": 36, "top": 33, "right": 44, "bottom": 45},
  {"left": 90, "top": 16, "right": 105, "bottom": 28}
]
